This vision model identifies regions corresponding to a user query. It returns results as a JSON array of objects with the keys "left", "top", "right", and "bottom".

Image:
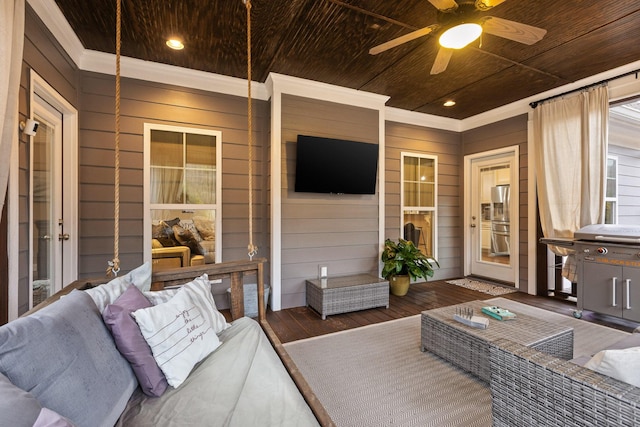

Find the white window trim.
[
  {"left": 605, "top": 154, "right": 618, "bottom": 224},
  {"left": 143, "top": 123, "right": 222, "bottom": 265},
  {"left": 400, "top": 152, "right": 438, "bottom": 260}
]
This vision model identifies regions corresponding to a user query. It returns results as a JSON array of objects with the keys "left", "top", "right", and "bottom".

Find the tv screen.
[{"left": 294, "top": 135, "right": 379, "bottom": 195}]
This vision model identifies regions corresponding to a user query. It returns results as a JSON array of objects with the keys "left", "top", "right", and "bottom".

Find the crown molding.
[
  {"left": 385, "top": 107, "right": 461, "bottom": 132},
  {"left": 80, "top": 50, "right": 270, "bottom": 100},
  {"left": 266, "top": 73, "right": 389, "bottom": 111}
]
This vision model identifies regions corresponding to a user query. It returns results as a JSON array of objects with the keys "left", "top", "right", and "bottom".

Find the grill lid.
[{"left": 574, "top": 224, "right": 640, "bottom": 244}]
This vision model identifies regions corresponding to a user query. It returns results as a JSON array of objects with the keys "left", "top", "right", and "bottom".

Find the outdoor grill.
[{"left": 543, "top": 224, "right": 640, "bottom": 321}]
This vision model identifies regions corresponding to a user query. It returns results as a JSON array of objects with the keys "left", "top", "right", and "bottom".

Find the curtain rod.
[{"left": 529, "top": 69, "right": 640, "bottom": 109}]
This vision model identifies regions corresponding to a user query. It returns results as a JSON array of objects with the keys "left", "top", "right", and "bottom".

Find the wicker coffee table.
[
  {"left": 421, "top": 300, "right": 574, "bottom": 383},
  {"left": 306, "top": 274, "right": 389, "bottom": 319}
]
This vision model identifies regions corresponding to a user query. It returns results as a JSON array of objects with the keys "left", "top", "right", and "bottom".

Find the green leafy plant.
[{"left": 381, "top": 238, "right": 439, "bottom": 281}]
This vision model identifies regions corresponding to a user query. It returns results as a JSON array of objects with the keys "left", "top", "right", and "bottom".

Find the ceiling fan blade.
[
  {"left": 482, "top": 16, "right": 547, "bottom": 45},
  {"left": 430, "top": 47, "right": 453, "bottom": 75},
  {"left": 369, "top": 26, "right": 437, "bottom": 55},
  {"left": 428, "top": 0, "right": 458, "bottom": 13},
  {"left": 475, "top": 0, "right": 507, "bottom": 11}
]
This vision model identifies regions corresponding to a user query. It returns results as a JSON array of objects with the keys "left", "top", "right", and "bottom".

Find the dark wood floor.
[{"left": 265, "top": 280, "right": 640, "bottom": 344}]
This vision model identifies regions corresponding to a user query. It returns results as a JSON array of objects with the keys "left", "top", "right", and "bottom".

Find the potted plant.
[{"left": 381, "top": 238, "right": 439, "bottom": 296}]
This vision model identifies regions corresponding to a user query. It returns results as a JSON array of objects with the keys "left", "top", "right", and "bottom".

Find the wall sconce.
[{"left": 19, "top": 118, "right": 39, "bottom": 136}]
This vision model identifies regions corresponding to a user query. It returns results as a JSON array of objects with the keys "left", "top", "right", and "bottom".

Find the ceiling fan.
[{"left": 369, "top": 0, "right": 547, "bottom": 75}]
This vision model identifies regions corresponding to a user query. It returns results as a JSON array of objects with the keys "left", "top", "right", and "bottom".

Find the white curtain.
[
  {"left": 534, "top": 85, "right": 609, "bottom": 280},
  {"left": 0, "top": 0, "right": 25, "bottom": 212},
  {"left": 150, "top": 167, "right": 183, "bottom": 204}
]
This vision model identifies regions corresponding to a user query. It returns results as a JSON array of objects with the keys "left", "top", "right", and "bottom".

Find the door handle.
[
  {"left": 58, "top": 233, "right": 70, "bottom": 241},
  {"left": 625, "top": 279, "right": 631, "bottom": 310},
  {"left": 470, "top": 224, "right": 477, "bottom": 228},
  {"left": 612, "top": 277, "right": 617, "bottom": 307}
]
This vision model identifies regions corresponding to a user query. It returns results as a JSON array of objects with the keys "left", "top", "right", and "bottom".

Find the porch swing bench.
[{"left": 8, "top": 258, "right": 333, "bottom": 427}]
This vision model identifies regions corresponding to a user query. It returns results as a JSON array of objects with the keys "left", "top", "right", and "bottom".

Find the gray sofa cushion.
[
  {"left": 0, "top": 290, "right": 137, "bottom": 427},
  {"left": 602, "top": 331, "right": 640, "bottom": 350},
  {"left": 571, "top": 331, "right": 640, "bottom": 366}
]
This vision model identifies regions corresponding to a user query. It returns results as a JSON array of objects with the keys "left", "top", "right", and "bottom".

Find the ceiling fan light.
[{"left": 439, "top": 23, "right": 482, "bottom": 49}]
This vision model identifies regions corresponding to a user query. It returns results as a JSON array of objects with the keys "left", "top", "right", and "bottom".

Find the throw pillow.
[
  {"left": 0, "top": 372, "right": 42, "bottom": 427},
  {"left": 584, "top": 346, "right": 640, "bottom": 387},
  {"left": 193, "top": 217, "right": 215, "bottom": 241},
  {"left": 151, "top": 221, "right": 177, "bottom": 247},
  {"left": 33, "top": 408, "right": 77, "bottom": 427},
  {"left": 85, "top": 262, "right": 152, "bottom": 312},
  {"left": 173, "top": 224, "right": 205, "bottom": 255},
  {"left": 180, "top": 219, "right": 203, "bottom": 242},
  {"left": 102, "top": 285, "right": 169, "bottom": 397},
  {"left": 0, "top": 291, "right": 137, "bottom": 427},
  {"left": 143, "top": 288, "right": 180, "bottom": 305},
  {"left": 164, "top": 217, "right": 181, "bottom": 227},
  {"left": 132, "top": 275, "right": 229, "bottom": 388}
]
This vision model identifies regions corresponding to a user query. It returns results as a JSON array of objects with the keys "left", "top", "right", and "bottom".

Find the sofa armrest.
[
  {"left": 489, "top": 338, "right": 640, "bottom": 427},
  {"left": 152, "top": 246, "right": 191, "bottom": 268}
]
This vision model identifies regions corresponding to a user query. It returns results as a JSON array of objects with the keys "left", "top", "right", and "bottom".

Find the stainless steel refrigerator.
[{"left": 490, "top": 185, "right": 510, "bottom": 256}]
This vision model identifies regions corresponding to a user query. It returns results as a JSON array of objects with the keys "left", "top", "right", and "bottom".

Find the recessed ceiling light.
[
  {"left": 443, "top": 100, "right": 456, "bottom": 107},
  {"left": 166, "top": 39, "right": 184, "bottom": 50}
]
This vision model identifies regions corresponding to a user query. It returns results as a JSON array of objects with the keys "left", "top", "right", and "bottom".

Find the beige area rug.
[
  {"left": 284, "top": 298, "right": 631, "bottom": 427},
  {"left": 445, "top": 278, "right": 518, "bottom": 296}
]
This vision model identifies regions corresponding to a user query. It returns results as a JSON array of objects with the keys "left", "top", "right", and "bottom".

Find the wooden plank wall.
[
  {"left": 385, "top": 121, "right": 462, "bottom": 280},
  {"left": 77, "top": 72, "right": 270, "bottom": 303},
  {"left": 280, "top": 95, "right": 380, "bottom": 308},
  {"left": 461, "top": 114, "right": 529, "bottom": 289}
]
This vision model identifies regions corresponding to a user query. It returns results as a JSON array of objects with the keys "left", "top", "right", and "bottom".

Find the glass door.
[
  {"left": 468, "top": 151, "right": 517, "bottom": 284},
  {"left": 31, "top": 95, "right": 63, "bottom": 306}
]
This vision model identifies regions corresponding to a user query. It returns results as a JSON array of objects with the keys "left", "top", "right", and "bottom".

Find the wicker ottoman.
[
  {"left": 421, "top": 300, "right": 574, "bottom": 383},
  {"left": 306, "top": 274, "right": 389, "bottom": 319}
]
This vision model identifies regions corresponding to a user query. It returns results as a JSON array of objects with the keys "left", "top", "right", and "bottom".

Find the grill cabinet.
[{"left": 574, "top": 224, "right": 640, "bottom": 321}]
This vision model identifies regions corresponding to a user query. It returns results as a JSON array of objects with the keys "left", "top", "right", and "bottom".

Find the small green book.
[{"left": 481, "top": 306, "right": 517, "bottom": 321}]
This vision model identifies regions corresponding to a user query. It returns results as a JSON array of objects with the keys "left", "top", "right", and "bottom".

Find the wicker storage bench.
[{"left": 306, "top": 274, "right": 389, "bottom": 319}]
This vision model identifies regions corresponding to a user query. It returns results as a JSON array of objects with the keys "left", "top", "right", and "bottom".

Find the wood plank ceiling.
[{"left": 53, "top": 0, "right": 640, "bottom": 119}]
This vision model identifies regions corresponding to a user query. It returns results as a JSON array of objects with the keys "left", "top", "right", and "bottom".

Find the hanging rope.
[
  {"left": 107, "top": 0, "right": 122, "bottom": 277},
  {"left": 245, "top": 0, "right": 258, "bottom": 260}
]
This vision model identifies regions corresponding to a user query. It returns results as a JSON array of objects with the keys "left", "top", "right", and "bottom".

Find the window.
[
  {"left": 604, "top": 155, "right": 618, "bottom": 224},
  {"left": 401, "top": 153, "right": 437, "bottom": 259},
  {"left": 144, "top": 124, "right": 222, "bottom": 269}
]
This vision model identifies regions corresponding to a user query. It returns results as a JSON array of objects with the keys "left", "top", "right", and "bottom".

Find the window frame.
[
  {"left": 143, "top": 123, "right": 222, "bottom": 265},
  {"left": 400, "top": 152, "right": 438, "bottom": 260},
  {"left": 604, "top": 154, "right": 618, "bottom": 224}
]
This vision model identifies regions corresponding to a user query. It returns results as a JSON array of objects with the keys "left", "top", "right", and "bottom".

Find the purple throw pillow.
[{"left": 102, "top": 285, "right": 169, "bottom": 397}]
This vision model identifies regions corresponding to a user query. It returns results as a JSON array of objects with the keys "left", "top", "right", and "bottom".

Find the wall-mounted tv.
[{"left": 294, "top": 135, "right": 379, "bottom": 195}]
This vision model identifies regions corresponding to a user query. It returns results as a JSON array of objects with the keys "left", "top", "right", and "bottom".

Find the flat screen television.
[{"left": 294, "top": 135, "right": 379, "bottom": 195}]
